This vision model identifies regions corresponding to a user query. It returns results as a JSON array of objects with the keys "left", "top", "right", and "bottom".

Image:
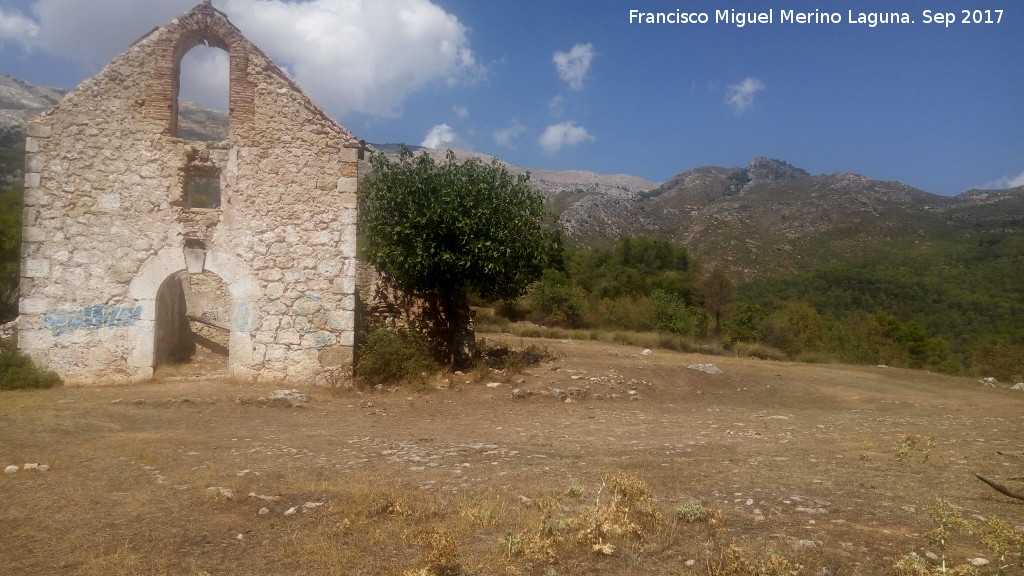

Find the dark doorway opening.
[{"left": 154, "top": 271, "right": 230, "bottom": 376}]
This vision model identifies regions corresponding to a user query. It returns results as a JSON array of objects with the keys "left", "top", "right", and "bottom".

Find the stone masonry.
[{"left": 19, "top": 2, "right": 361, "bottom": 385}]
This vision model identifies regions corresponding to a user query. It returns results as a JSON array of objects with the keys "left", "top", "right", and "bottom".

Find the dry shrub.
[
  {"left": 732, "top": 341, "right": 788, "bottom": 361},
  {"left": 563, "top": 472, "right": 664, "bottom": 554},
  {"left": 408, "top": 527, "right": 462, "bottom": 576},
  {"left": 718, "top": 545, "right": 803, "bottom": 576}
]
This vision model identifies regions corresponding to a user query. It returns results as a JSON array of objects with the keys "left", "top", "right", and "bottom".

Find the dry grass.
[{"left": 2, "top": 336, "right": 1024, "bottom": 575}]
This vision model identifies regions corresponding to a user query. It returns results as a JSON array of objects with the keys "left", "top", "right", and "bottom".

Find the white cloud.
[
  {"left": 0, "top": 8, "right": 41, "bottom": 43},
  {"left": 552, "top": 42, "right": 594, "bottom": 91},
  {"left": 538, "top": 121, "right": 594, "bottom": 154},
  {"left": 493, "top": 120, "right": 525, "bottom": 148},
  {"left": 421, "top": 123, "right": 458, "bottom": 149},
  {"left": 2, "top": 1, "right": 192, "bottom": 65},
  {"left": 547, "top": 94, "right": 566, "bottom": 118},
  {"left": 2, "top": 0, "right": 482, "bottom": 118},
  {"left": 179, "top": 45, "right": 230, "bottom": 111},
  {"left": 979, "top": 170, "right": 1024, "bottom": 190},
  {"left": 453, "top": 105, "right": 469, "bottom": 119},
  {"left": 724, "top": 77, "right": 765, "bottom": 114}
]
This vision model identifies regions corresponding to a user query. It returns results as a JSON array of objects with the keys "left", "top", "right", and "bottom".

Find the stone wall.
[{"left": 19, "top": 2, "right": 361, "bottom": 385}]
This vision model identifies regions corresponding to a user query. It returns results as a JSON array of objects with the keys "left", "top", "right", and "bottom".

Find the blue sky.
[{"left": 1, "top": 0, "right": 1021, "bottom": 195}]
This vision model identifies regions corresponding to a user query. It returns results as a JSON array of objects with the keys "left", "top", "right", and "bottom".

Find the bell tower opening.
[{"left": 175, "top": 44, "right": 229, "bottom": 141}]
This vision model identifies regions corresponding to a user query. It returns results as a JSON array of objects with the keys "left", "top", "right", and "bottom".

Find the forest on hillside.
[{"left": 488, "top": 235, "right": 1024, "bottom": 381}]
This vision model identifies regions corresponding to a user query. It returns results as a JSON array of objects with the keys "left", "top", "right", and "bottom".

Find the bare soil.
[{"left": 2, "top": 335, "right": 1022, "bottom": 575}]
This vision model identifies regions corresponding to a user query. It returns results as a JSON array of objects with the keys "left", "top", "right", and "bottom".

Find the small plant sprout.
[
  {"left": 677, "top": 503, "right": 710, "bottom": 522},
  {"left": 859, "top": 440, "right": 873, "bottom": 461},
  {"left": 502, "top": 531, "right": 524, "bottom": 560}
]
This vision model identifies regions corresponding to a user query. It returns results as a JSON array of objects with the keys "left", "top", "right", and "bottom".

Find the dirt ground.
[{"left": 2, "top": 335, "right": 1023, "bottom": 575}]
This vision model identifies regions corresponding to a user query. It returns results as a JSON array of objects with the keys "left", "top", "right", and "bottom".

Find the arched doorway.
[
  {"left": 153, "top": 270, "right": 231, "bottom": 376},
  {"left": 128, "top": 247, "right": 260, "bottom": 381}
]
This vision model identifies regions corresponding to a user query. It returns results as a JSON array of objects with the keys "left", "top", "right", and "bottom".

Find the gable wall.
[{"left": 18, "top": 3, "right": 360, "bottom": 385}]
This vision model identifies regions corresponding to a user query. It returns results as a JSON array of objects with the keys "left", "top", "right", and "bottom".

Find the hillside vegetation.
[
  {"left": 0, "top": 126, "right": 23, "bottom": 320},
  {"left": 489, "top": 233, "right": 1024, "bottom": 381}
]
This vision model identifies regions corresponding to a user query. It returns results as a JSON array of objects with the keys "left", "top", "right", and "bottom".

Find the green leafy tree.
[
  {"left": 529, "top": 269, "right": 585, "bottom": 327},
  {"left": 360, "top": 148, "right": 550, "bottom": 367},
  {"left": 0, "top": 127, "right": 25, "bottom": 321},
  {"left": 699, "top": 266, "right": 732, "bottom": 336},
  {"left": 760, "top": 301, "right": 826, "bottom": 357},
  {"left": 722, "top": 302, "right": 769, "bottom": 343}
]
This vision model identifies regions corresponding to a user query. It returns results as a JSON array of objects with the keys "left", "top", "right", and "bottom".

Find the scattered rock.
[
  {"left": 0, "top": 317, "right": 17, "bottom": 340},
  {"left": 641, "top": 349, "right": 653, "bottom": 356},
  {"left": 206, "top": 486, "right": 235, "bottom": 499},
  {"left": 258, "top": 507, "right": 270, "bottom": 515},
  {"left": 302, "top": 501, "right": 325, "bottom": 510},
  {"left": 567, "top": 387, "right": 588, "bottom": 399},
  {"left": 37, "top": 465, "right": 49, "bottom": 472},
  {"left": 969, "top": 558, "right": 989, "bottom": 567},
  {"left": 269, "top": 389, "right": 310, "bottom": 404},
  {"left": 485, "top": 382, "right": 502, "bottom": 388},
  {"left": 688, "top": 363, "right": 723, "bottom": 374},
  {"left": 4, "top": 465, "right": 18, "bottom": 474},
  {"left": 248, "top": 492, "right": 281, "bottom": 503},
  {"left": 511, "top": 388, "right": 527, "bottom": 399},
  {"left": 284, "top": 506, "right": 297, "bottom": 516},
  {"left": 796, "top": 507, "right": 827, "bottom": 515},
  {"left": 980, "top": 377, "right": 998, "bottom": 387},
  {"left": 552, "top": 388, "right": 568, "bottom": 400},
  {"left": 22, "top": 463, "right": 38, "bottom": 470},
  {"left": 1011, "top": 383, "right": 1024, "bottom": 391},
  {"left": 628, "top": 390, "right": 641, "bottom": 401}
]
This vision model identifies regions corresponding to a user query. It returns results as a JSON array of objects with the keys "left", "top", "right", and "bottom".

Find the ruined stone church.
[{"left": 18, "top": 1, "right": 361, "bottom": 385}]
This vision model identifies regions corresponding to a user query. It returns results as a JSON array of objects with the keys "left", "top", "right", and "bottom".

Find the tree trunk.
[{"left": 440, "top": 287, "right": 475, "bottom": 369}]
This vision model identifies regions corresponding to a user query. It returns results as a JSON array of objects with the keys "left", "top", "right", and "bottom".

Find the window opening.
[
  {"left": 187, "top": 174, "right": 221, "bottom": 209},
  {"left": 177, "top": 44, "right": 229, "bottom": 141}
]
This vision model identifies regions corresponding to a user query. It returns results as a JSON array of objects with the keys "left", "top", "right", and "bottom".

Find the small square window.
[{"left": 188, "top": 175, "right": 220, "bottom": 209}]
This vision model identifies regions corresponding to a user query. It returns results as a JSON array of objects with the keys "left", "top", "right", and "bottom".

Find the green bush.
[
  {"left": 652, "top": 290, "right": 705, "bottom": 336},
  {"left": 584, "top": 295, "right": 657, "bottom": 332},
  {"left": 971, "top": 339, "right": 1024, "bottom": 381},
  {"left": 0, "top": 339, "right": 62, "bottom": 390},
  {"left": 355, "top": 327, "right": 438, "bottom": 388}
]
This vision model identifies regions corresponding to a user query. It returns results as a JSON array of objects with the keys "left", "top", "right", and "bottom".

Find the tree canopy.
[{"left": 359, "top": 147, "right": 551, "bottom": 365}]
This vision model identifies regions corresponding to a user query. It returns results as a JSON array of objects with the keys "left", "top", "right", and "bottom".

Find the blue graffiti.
[
  {"left": 44, "top": 305, "right": 142, "bottom": 336},
  {"left": 234, "top": 301, "right": 256, "bottom": 333},
  {"left": 295, "top": 293, "right": 343, "bottom": 350}
]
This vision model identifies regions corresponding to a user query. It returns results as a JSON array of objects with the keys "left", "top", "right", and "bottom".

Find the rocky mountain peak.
[
  {"left": 746, "top": 157, "right": 810, "bottom": 184},
  {"left": 0, "top": 74, "right": 67, "bottom": 128}
]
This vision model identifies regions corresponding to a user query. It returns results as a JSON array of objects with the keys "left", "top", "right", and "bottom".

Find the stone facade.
[{"left": 19, "top": 1, "right": 361, "bottom": 385}]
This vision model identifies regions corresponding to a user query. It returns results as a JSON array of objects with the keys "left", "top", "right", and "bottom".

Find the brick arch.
[
  {"left": 145, "top": 1, "right": 255, "bottom": 139},
  {"left": 127, "top": 247, "right": 260, "bottom": 379}
]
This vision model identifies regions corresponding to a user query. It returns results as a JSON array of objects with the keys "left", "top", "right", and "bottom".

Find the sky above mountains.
[{"left": 0, "top": 0, "right": 1021, "bottom": 195}]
